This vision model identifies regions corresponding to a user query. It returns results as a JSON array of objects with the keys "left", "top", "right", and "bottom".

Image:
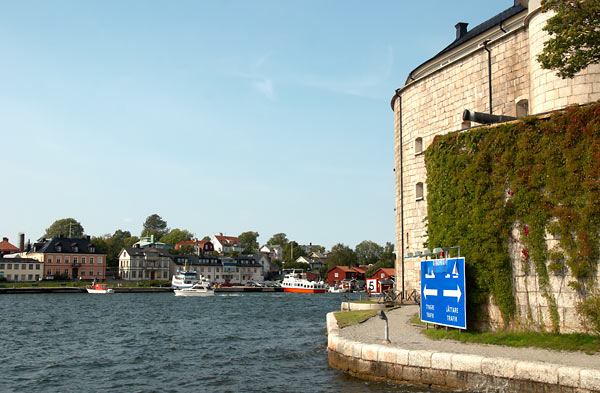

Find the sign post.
[
  {"left": 420, "top": 257, "right": 466, "bottom": 329},
  {"left": 366, "top": 278, "right": 379, "bottom": 294}
]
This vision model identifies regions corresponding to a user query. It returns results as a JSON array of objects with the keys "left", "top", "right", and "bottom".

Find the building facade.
[
  {"left": 392, "top": 0, "right": 600, "bottom": 331},
  {"left": 0, "top": 256, "right": 43, "bottom": 281},
  {"left": 118, "top": 247, "right": 171, "bottom": 281},
  {"left": 26, "top": 237, "right": 106, "bottom": 280},
  {"left": 211, "top": 234, "right": 243, "bottom": 254}
]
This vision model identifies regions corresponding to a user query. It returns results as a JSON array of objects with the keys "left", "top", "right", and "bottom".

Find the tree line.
[{"left": 41, "top": 216, "right": 396, "bottom": 274}]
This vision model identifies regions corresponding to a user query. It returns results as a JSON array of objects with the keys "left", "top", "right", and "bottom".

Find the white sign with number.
[{"left": 366, "top": 278, "right": 379, "bottom": 294}]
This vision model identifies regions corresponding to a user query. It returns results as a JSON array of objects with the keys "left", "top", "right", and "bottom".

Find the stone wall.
[
  {"left": 395, "top": 27, "right": 530, "bottom": 296},
  {"left": 326, "top": 312, "right": 600, "bottom": 392},
  {"left": 394, "top": 2, "right": 600, "bottom": 332}
]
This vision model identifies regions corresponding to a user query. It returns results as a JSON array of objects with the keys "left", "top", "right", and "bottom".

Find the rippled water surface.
[{"left": 2, "top": 292, "right": 441, "bottom": 393}]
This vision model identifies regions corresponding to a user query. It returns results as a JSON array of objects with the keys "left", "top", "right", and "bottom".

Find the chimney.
[
  {"left": 455, "top": 22, "right": 468, "bottom": 40},
  {"left": 2, "top": 237, "right": 7, "bottom": 242},
  {"left": 19, "top": 233, "right": 25, "bottom": 251}
]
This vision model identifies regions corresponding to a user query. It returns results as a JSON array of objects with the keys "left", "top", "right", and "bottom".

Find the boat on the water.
[
  {"left": 174, "top": 279, "right": 214, "bottom": 297},
  {"left": 171, "top": 265, "right": 201, "bottom": 289},
  {"left": 86, "top": 282, "right": 114, "bottom": 294},
  {"left": 281, "top": 270, "right": 327, "bottom": 293},
  {"left": 328, "top": 285, "right": 348, "bottom": 293}
]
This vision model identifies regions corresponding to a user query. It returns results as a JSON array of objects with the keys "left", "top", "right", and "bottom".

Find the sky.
[{"left": 0, "top": 0, "right": 513, "bottom": 250}]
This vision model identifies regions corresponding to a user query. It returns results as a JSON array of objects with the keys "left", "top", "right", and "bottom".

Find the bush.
[{"left": 576, "top": 291, "right": 600, "bottom": 335}]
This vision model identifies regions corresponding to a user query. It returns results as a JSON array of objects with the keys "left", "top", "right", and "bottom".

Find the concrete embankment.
[{"left": 326, "top": 306, "right": 600, "bottom": 393}]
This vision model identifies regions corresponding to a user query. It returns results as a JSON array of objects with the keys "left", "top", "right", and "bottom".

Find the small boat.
[
  {"left": 328, "top": 285, "right": 348, "bottom": 293},
  {"left": 281, "top": 270, "right": 327, "bottom": 293},
  {"left": 174, "top": 278, "right": 214, "bottom": 297},
  {"left": 86, "top": 282, "right": 114, "bottom": 294}
]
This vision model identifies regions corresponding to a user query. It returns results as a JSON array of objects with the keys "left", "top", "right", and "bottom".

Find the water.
[{"left": 2, "top": 292, "right": 441, "bottom": 393}]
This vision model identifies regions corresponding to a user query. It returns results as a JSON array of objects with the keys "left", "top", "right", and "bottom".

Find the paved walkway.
[{"left": 338, "top": 305, "right": 600, "bottom": 370}]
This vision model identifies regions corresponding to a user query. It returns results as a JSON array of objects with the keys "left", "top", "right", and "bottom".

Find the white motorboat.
[
  {"left": 174, "top": 279, "right": 214, "bottom": 296},
  {"left": 86, "top": 283, "right": 114, "bottom": 294},
  {"left": 328, "top": 285, "right": 348, "bottom": 293}
]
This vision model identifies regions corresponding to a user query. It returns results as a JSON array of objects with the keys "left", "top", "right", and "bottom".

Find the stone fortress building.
[{"left": 392, "top": 0, "right": 600, "bottom": 331}]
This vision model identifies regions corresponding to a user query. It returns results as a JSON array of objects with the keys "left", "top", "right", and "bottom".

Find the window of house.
[
  {"left": 22, "top": 264, "right": 26, "bottom": 269},
  {"left": 65, "top": 257, "right": 69, "bottom": 263},
  {"left": 90, "top": 257, "right": 94, "bottom": 264},
  {"left": 415, "top": 137, "right": 423, "bottom": 155},
  {"left": 98, "top": 257, "right": 103, "bottom": 264},
  {"left": 56, "top": 257, "right": 61, "bottom": 263},
  {"left": 81, "top": 270, "right": 85, "bottom": 276},
  {"left": 47, "top": 257, "right": 52, "bottom": 263},
  {"left": 29, "top": 264, "right": 33, "bottom": 270},
  {"left": 89, "top": 269, "right": 94, "bottom": 276},
  {"left": 36, "top": 265, "right": 40, "bottom": 270},
  {"left": 0, "top": 264, "right": 4, "bottom": 269},
  {"left": 47, "top": 268, "right": 52, "bottom": 275},
  {"left": 334, "top": 272, "right": 339, "bottom": 278},
  {"left": 416, "top": 182, "right": 424, "bottom": 201},
  {"left": 82, "top": 257, "right": 86, "bottom": 264},
  {"left": 28, "top": 274, "right": 33, "bottom": 280},
  {"left": 132, "top": 271, "right": 136, "bottom": 278},
  {"left": 73, "top": 257, "right": 78, "bottom": 264}
]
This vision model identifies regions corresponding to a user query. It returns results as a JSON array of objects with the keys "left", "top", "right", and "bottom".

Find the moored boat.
[
  {"left": 174, "top": 279, "right": 214, "bottom": 297},
  {"left": 171, "top": 264, "right": 200, "bottom": 289},
  {"left": 86, "top": 283, "right": 114, "bottom": 294},
  {"left": 281, "top": 270, "right": 327, "bottom": 293},
  {"left": 328, "top": 285, "right": 348, "bottom": 293}
]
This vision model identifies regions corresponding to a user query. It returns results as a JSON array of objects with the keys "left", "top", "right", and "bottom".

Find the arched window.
[
  {"left": 414, "top": 137, "right": 423, "bottom": 155},
  {"left": 416, "top": 182, "right": 424, "bottom": 201},
  {"left": 516, "top": 99, "right": 529, "bottom": 118}
]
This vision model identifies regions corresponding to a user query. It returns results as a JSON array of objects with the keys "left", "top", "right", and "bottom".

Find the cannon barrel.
[{"left": 462, "top": 109, "right": 517, "bottom": 125}]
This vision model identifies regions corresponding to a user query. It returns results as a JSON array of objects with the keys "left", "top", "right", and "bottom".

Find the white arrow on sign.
[
  {"left": 443, "top": 285, "right": 462, "bottom": 302},
  {"left": 423, "top": 285, "right": 438, "bottom": 299}
]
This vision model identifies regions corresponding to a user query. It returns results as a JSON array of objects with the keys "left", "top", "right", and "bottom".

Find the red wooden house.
[{"left": 327, "top": 266, "right": 366, "bottom": 287}]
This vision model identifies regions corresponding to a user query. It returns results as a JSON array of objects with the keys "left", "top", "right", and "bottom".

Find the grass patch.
[
  {"left": 334, "top": 310, "right": 379, "bottom": 328},
  {"left": 410, "top": 313, "right": 425, "bottom": 326},
  {"left": 423, "top": 328, "right": 600, "bottom": 353}
]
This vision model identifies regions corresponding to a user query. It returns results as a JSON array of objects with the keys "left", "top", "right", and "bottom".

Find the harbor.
[{"left": 0, "top": 285, "right": 284, "bottom": 294}]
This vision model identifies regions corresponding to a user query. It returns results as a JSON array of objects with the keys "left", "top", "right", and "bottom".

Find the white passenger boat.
[
  {"left": 171, "top": 265, "right": 200, "bottom": 289},
  {"left": 174, "top": 279, "right": 214, "bottom": 296},
  {"left": 281, "top": 270, "right": 327, "bottom": 293}
]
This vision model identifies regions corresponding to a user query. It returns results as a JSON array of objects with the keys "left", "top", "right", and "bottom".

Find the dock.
[{"left": 0, "top": 286, "right": 282, "bottom": 294}]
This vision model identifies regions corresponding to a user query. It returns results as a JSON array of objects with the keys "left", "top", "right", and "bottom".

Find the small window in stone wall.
[
  {"left": 416, "top": 182, "right": 424, "bottom": 201},
  {"left": 517, "top": 99, "right": 529, "bottom": 118},
  {"left": 414, "top": 137, "right": 423, "bottom": 155}
]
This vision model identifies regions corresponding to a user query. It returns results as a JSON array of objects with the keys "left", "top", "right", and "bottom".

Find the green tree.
[
  {"left": 44, "top": 218, "right": 85, "bottom": 239},
  {"left": 202, "top": 236, "right": 211, "bottom": 241},
  {"left": 283, "top": 241, "right": 306, "bottom": 263},
  {"left": 355, "top": 240, "right": 384, "bottom": 266},
  {"left": 160, "top": 228, "right": 194, "bottom": 246},
  {"left": 327, "top": 243, "right": 358, "bottom": 268},
  {"left": 365, "top": 242, "right": 396, "bottom": 277},
  {"left": 91, "top": 229, "right": 140, "bottom": 269},
  {"left": 142, "top": 214, "right": 169, "bottom": 238},
  {"left": 537, "top": 0, "right": 600, "bottom": 78},
  {"left": 238, "top": 231, "right": 259, "bottom": 254},
  {"left": 267, "top": 233, "right": 288, "bottom": 247}
]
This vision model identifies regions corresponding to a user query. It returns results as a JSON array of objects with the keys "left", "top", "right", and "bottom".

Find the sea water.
[{"left": 1, "top": 292, "right": 442, "bottom": 393}]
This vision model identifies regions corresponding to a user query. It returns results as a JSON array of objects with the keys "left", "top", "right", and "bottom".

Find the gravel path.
[{"left": 338, "top": 305, "right": 600, "bottom": 370}]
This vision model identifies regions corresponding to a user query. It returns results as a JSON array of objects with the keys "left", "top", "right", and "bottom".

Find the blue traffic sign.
[{"left": 420, "top": 257, "right": 466, "bottom": 329}]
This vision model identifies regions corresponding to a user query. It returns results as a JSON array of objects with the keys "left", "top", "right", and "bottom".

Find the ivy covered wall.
[{"left": 424, "top": 102, "right": 600, "bottom": 332}]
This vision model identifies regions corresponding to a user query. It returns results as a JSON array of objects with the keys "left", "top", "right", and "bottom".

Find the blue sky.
[{"left": 0, "top": 1, "right": 512, "bottom": 249}]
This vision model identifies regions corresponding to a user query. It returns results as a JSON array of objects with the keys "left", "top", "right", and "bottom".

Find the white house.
[
  {"left": 211, "top": 233, "right": 243, "bottom": 254},
  {"left": 118, "top": 247, "right": 171, "bottom": 281}
]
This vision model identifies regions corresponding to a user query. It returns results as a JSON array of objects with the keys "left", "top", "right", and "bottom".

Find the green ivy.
[{"left": 425, "top": 102, "right": 600, "bottom": 329}]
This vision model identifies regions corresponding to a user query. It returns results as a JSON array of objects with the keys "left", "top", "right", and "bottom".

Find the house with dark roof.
[
  {"left": 0, "top": 255, "right": 43, "bottom": 282},
  {"left": 174, "top": 239, "right": 214, "bottom": 254},
  {"left": 26, "top": 236, "right": 106, "bottom": 280},
  {"left": 118, "top": 247, "right": 171, "bottom": 281}
]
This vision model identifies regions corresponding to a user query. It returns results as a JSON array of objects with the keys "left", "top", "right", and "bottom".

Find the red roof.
[
  {"left": 215, "top": 235, "right": 239, "bottom": 245},
  {"left": 0, "top": 237, "right": 19, "bottom": 253},
  {"left": 327, "top": 266, "right": 365, "bottom": 274},
  {"left": 175, "top": 240, "right": 208, "bottom": 250}
]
